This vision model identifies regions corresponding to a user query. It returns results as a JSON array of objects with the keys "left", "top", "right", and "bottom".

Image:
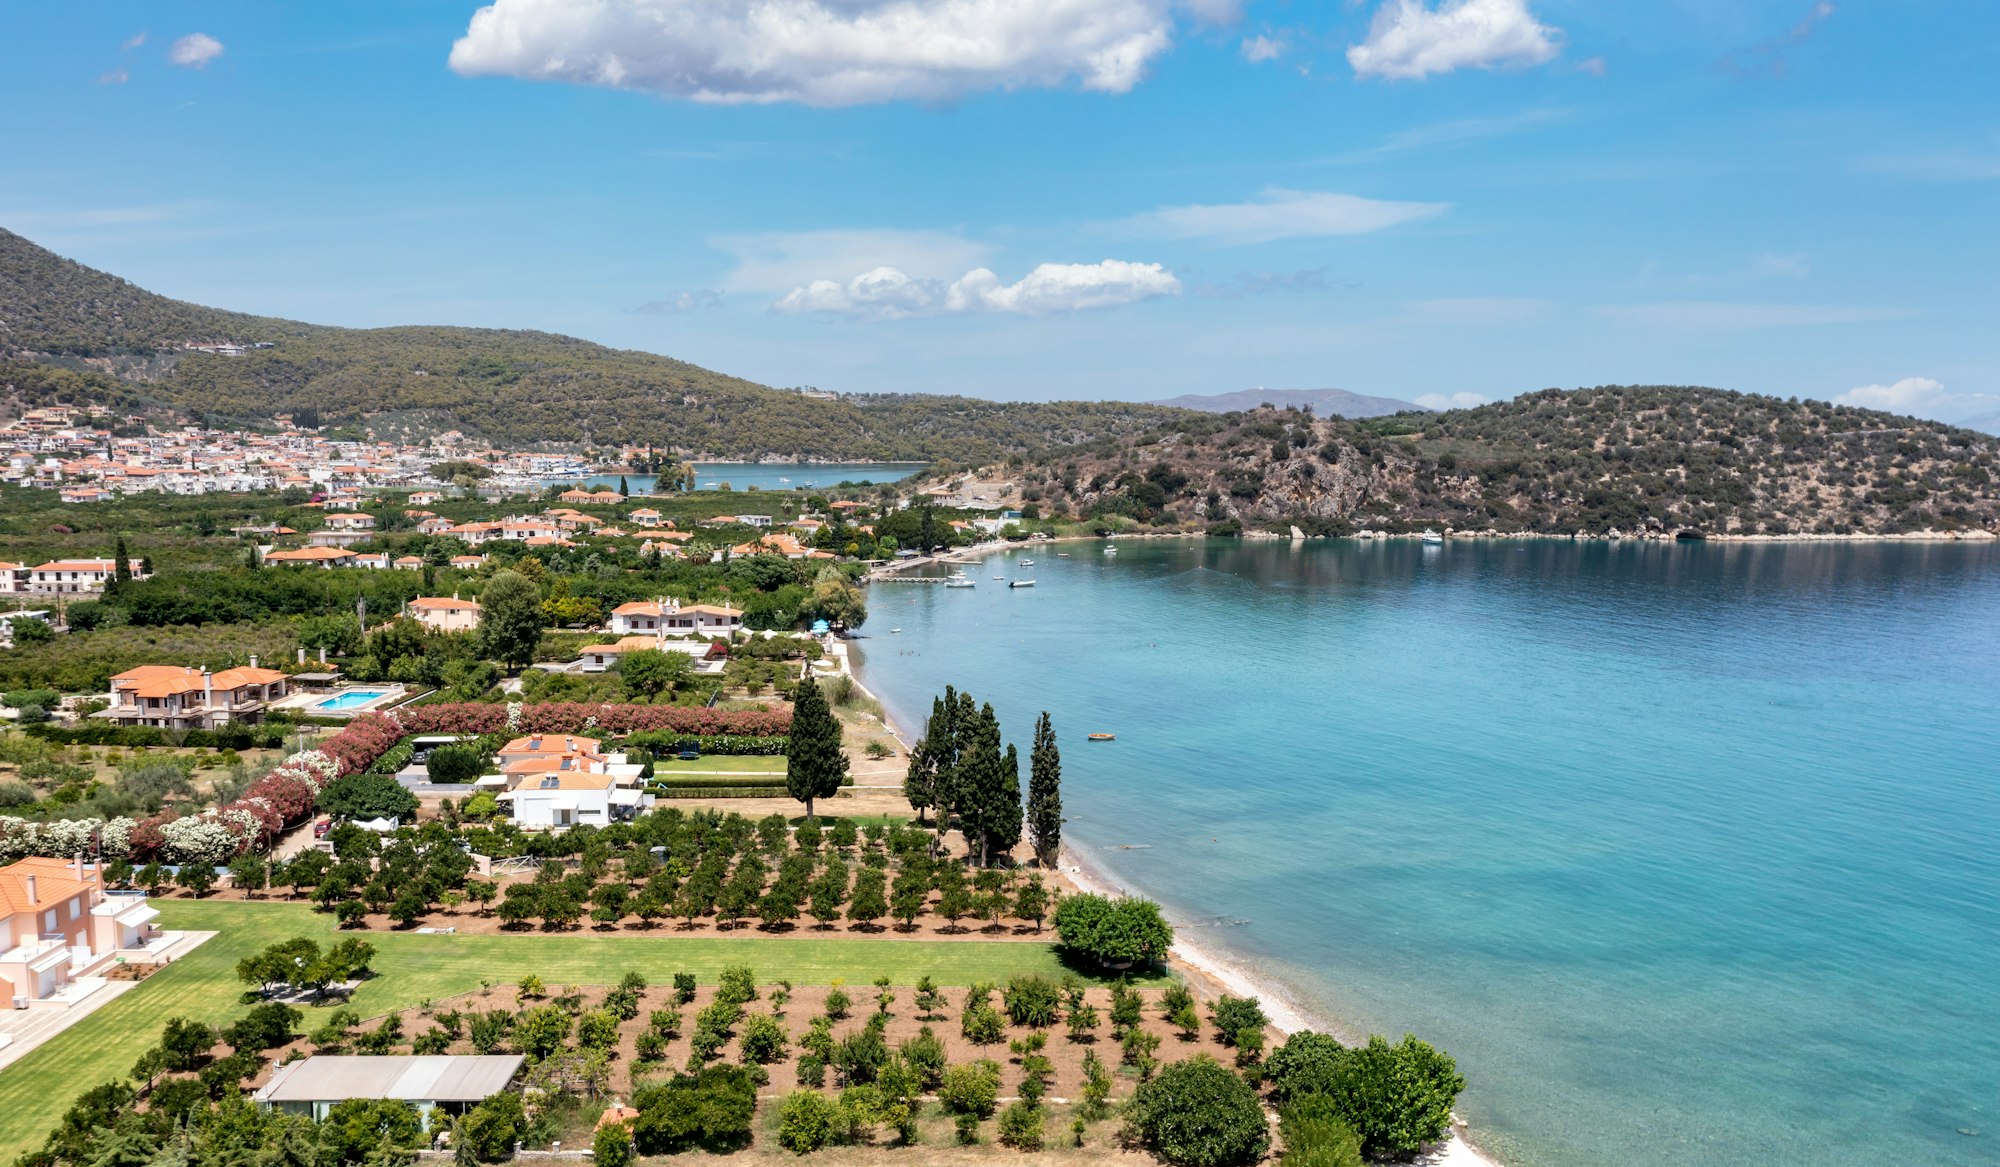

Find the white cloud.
[
  {"left": 1241, "top": 35, "right": 1284, "bottom": 62},
  {"left": 1595, "top": 301, "right": 1912, "bottom": 330},
  {"left": 122, "top": 32, "right": 148, "bottom": 51},
  {"left": 1833, "top": 377, "right": 1999, "bottom": 424},
  {"left": 776, "top": 259, "right": 1181, "bottom": 319},
  {"left": 1347, "top": 0, "right": 1561, "bottom": 81},
  {"left": 169, "top": 33, "right": 224, "bottom": 69},
  {"left": 97, "top": 68, "right": 130, "bottom": 85},
  {"left": 1115, "top": 188, "right": 1447, "bottom": 245},
  {"left": 713, "top": 229, "right": 992, "bottom": 293},
  {"left": 635, "top": 290, "right": 723, "bottom": 314},
  {"left": 1415, "top": 392, "right": 1489, "bottom": 410},
  {"left": 448, "top": 0, "right": 1177, "bottom": 106}
]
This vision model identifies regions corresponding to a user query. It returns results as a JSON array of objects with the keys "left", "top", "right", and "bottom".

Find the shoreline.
[
  {"left": 1056, "top": 843, "right": 1504, "bottom": 1167},
  {"left": 842, "top": 613, "right": 1506, "bottom": 1167}
]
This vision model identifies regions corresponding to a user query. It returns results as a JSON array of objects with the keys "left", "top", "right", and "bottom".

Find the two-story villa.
[{"left": 99, "top": 663, "right": 289, "bottom": 729}]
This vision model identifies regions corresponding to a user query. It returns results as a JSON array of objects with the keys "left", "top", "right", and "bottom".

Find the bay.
[
  {"left": 852, "top": 537, "right": 2000, "bottom": 1167},
  {"left": 562, "top": 462, "right": 925, "bottom": 494}
]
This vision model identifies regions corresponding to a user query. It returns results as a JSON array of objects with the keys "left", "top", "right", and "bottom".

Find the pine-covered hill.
[
  {"left": 973, "top": 387, "right": 2000, "bottom": 538},
  {"left": 0, "top": 228, "right": 1189, "bottom": 459}
]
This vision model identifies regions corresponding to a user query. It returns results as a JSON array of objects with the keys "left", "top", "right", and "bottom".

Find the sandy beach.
[
  {"left": 1054, "top": 844, "right": 1504, "bottom": 1167},
  {"left": 844, "top": 616, "right": 1506, "bottom": 1167}
]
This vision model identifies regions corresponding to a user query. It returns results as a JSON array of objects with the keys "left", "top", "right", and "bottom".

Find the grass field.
[
  {"left": 0, "top": 899, "right": 1158, "bottom": 1162},
  {"left": 650, "top": 756, "right": 785, "bottom": 773}
]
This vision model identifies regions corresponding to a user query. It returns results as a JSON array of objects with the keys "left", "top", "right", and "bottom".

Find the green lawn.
[
  {"left": 0, "top": 899, "right": 1153, "bottom": 1162},
  {"left": 649, "top": 756, "right": 785, "bottom": 774}
]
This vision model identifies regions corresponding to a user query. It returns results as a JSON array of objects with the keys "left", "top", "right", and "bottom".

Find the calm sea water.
[
  {"left": 567, "top": 462, "right": 924, "bottom": 494},
  {"left": 852, "top": 538, "right": 2000, "bottom": 1167}
]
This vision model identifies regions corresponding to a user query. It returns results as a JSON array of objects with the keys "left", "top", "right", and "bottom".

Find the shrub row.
[
  {"left": 625, "top": 731, "right": 789, "bottom": 756},
  {"left": 656, "top": 787, "right": 792, "bottom": 799},
  {"left": 25, "top": 722, "right": 288, "bottom": 750}
]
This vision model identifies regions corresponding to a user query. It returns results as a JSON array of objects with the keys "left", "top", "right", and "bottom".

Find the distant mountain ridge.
[
  {"left": 945, "top": 387, "right": 2000, "bottom": 538},
  {"left": 1149, "top": 387, "right": 1424, "bottom": 418},
  {"left": 0, "top": 227, "right": 1191, "bottom": 460}
]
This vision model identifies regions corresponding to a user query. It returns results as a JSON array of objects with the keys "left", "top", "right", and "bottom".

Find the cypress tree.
[
  {"left": 785, "top": 677, "right": 849, "bottom": 821},
  {"left": 619, "top": 475, "right": 630, "bottom": 497},
  {"left": 905, "top": 694, "right": 949, "bottom": 825},
  {"left": 1027, "top": 711, "right": 1064, "bottom": 869},
  {"left": 991, "top": 742, "right": 1023, "bottom": 863},
  {"left": 956, "top": 704, "right": 1017, "bottom": 866},
  {"left": 114, "top": 536, "right": 132, "bottom": 584}
]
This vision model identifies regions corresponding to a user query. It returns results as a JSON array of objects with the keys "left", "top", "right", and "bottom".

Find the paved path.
[{"left": 0, "top": 931, "right": 217, "bottom": 1074}]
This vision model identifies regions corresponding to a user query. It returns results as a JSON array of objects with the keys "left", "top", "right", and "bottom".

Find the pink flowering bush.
[{"left": 321, "top": 713, "right": 407, "bottom": 776}]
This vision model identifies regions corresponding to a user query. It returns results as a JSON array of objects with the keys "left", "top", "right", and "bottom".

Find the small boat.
[
  {"left": 1088, "top": 733, "right": 1116, "bottom": 742},
  {"left": 944, "top": 578, "right": 975, "bottom": 589},
  {"left": 889, "top": 628, "right": 902, "bottom": 634},
  {"left": 1020, "top": 559, "right": 1035, "bottom": 567},
  {"left": 702, "top": 481, "right": 719, "bottom": 488},
  {"left": 1008, "top": 579, "right": 1036, "bottom": 588},
  {"left": 1056, "top": 553, "right": 1070, "bottom": 558},
  {"left": 993, "top": 574, "right": 1005, "bottom": 580},
  {"left": 779, "top": 477, "right": 791, "bottom": 483},
  {"left": 1422, "top": 530, "right": 1444, "bottom": 545},
  {"left": 1103, "top": 546, "right": 1118, "bottom": 556}
]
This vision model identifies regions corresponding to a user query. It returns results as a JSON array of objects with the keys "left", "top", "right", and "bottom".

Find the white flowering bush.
[
  {"left": 0, "top": 816, "right": 139, "bottom": 861},
  {"left": 159, "top": 815, "right": 240, "bottom": 866},
  {"left": 506, "top": 702, "right": 523, "bottom": 731}
]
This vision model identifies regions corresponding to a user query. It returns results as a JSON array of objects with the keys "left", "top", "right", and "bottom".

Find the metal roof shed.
[{"left": 255, "top": 1055, "right": 524, "bottom": 1124}]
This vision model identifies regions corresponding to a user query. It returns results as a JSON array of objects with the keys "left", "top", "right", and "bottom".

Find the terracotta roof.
[
  {"left": 409, "top": 597, "right": 481, "bottom": 611},
  {"left": 0, "top": 857, "right": 96, "bottom": 915},
  {"left": 267, "top": 547, "right": 357, "bottom": 562}
]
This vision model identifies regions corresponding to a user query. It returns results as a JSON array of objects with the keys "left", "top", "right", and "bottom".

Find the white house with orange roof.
[
  {"left": 608, "top": 598, "right": 743, "bottom": 638},
  {"left": 99, "top": 663, "right": 290, "bottom": 729},
  {"left": 265, "top": 547, "right": 358, "bottom": 569},
  {"left": 405, "top": 596, "right": 481, "bottom": 633},
  {"left": 0, "top": 857, "right": 161, "bottom": 1004},
  {"left": 29, "top": 558, "right": 146, "bottom": 594},
  {"left": 492, "top": 735, "right": 648, "bottom": 829},
  {"left": 0, "top": 562, "right": 30, "bottom": 594},
  {"left": 628, "top": 507, "right": 664, "bottom": 526}
]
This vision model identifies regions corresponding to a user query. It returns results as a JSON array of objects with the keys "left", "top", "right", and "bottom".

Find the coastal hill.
[
  {"left": 0, "top": 228, "right": 1190, "bottom": 461},
  {"left": 1150, "top": 386, "right": 1423, "bottom": 418},
  {"left": 950, "top": 387, "right": 2000, "bottom": 537}
]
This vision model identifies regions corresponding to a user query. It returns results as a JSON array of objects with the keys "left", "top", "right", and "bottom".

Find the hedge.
[
  {"left": 395, "top": 701, "right": 789, "bottom": 738},
  {"left": 655, "top": 787, "right": 792, "bottom": 799},
  {"left": 623, "top": 732, "right": 789, "bottom": 756},
  {"left": 656, "top": 775, "right": 789, "bottom": 790},
  {"left": 25, "top": 722, "right": 287, "bottom": 750}
]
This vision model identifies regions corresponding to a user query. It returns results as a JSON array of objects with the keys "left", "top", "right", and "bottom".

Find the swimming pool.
[{"left": 314, "top": 690, "right": 392, "bottom": 710}]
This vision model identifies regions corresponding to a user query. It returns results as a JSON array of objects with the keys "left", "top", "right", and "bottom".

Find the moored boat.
[
  {"left": 1008, "top": 579, "right": 1036, "bottom": 588},
  {"left": 1087, "top": 733, "right": 1115, "bottom": 741}
]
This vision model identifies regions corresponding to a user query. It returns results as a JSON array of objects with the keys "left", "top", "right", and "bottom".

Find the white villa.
[{"left": 489, "top": 735, "right": 651, "bottom": 829}]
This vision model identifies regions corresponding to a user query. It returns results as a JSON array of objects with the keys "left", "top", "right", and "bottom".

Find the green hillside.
[
  {"left": 961, "top": 386, "right": 2000, "bottom": 537},
  {"left": 0, "top": 228, "right": 1188, "bottom": 459}
]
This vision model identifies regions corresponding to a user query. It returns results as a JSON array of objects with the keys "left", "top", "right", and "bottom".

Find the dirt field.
[{"left": 281, "top": 980, "right": 1267, "bottom": 1102}]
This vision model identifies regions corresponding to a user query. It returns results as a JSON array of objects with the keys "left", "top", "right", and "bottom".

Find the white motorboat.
[
  {"left": 944, "top": 577, "right": 976, "bottom": 588},
  {"left": 1422, "top": 530, "right": 1444, "bottom": 545},
  {"left": 1008, "top": 579, "right": 1036, "bottom": 588},
  {"left": 1103, "top": 545, "right": 1118, "bottom": 556},
  {"left": 1020, "top": 559, "right": 1035, "bottom": 567}
]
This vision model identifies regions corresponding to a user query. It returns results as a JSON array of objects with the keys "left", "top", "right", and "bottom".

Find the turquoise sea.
[
  {"left": 852, "top": 538, "right": 2000, "bottom": 1167},
  {"left": 566, "top": 462, "right": 924, "bottom": 494}
]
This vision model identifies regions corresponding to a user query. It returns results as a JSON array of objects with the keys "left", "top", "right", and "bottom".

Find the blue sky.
[{"left": 4, "top": 1, "right": 1996, "bottom": 423}]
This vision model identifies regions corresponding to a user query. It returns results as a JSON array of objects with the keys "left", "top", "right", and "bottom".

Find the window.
[{"left": 44, "top": 909, "right": 56, "bottom": 932}]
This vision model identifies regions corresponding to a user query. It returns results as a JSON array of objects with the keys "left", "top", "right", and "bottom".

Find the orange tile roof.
[{"left": 0, "top": 858, "right": 96, "bottom": 915}]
